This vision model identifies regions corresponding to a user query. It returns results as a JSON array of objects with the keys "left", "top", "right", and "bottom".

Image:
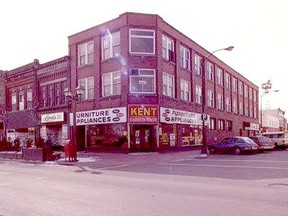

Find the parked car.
[
  {"left": 261, "top": 131, "right": 288, "bottom": 149},
  {"left": 249, "top": 135, "right": 275, "bottom": 152},
  {"left": 208, "top": 136, "right": 259, "bottom": 155}
]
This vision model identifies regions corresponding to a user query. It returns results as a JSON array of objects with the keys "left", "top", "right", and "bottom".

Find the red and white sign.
[{"left": 128, "top": 105, "right": 158, "bottom": 124}]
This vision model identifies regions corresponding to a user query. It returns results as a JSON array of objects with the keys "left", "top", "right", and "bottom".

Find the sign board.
[
  {"left": 76, "top": 107, "right": 127, "bottom": 126},
  {"left": 128, "top": 104, "right": 158, "bottom": 124},
  {"left": 41, "top": 112, "right": 64, "bottom": 123},
  {"left": 160, "top": 107, "right": 203, "bottom": 126}
]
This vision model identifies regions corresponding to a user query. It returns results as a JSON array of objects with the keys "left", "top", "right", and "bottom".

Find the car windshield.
[{"left": 241, "top": 137, "right": 255, "bottom": 144}]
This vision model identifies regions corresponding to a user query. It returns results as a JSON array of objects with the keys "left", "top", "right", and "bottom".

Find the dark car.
[
  {"left": 209, "top": 136, "right": 259, "bottom": 155},
  {"left": 249, "top": 136, "right": 275, "bottom": 152}
]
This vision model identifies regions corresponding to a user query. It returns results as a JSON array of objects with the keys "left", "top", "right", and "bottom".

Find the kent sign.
[{"left": 128, "top": 105, "right": 159, "bottom": 124}]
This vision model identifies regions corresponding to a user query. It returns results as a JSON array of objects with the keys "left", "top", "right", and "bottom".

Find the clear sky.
[{"left": 1, "top": 0, "right": 287, "bottom": 113}]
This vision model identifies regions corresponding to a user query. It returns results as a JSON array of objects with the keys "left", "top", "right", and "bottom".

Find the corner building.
[{"left": 68, "top": 12, "right": 259, "bottom": 152}]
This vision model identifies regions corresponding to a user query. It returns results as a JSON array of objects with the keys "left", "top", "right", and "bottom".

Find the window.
[
  {"left": 232, "top": 77, "right": 237, "bottom": 93},
  {"left": 130, "top": 69, "right": 155, "bottom": 94},
  {"left": 239, "top": 102, "right": 243, "bottom": 115},
  {"left": 254, "top": 106, "right": 257, "bottom": 118},
  {"left": 249, "top": 87, "right": 253, "bottom": 100},
  {"left": 180, "top": 46, "right": 190, "bottom": 70},
  {"left": 102, "top": 72, "right": 120, "bottom": 97},
  {"left": 216, "top": 68, "right": 223, "bottom": 86},
  {"left": 18, "top": 91, "right": 24, "bottom": 110},
  {"left": 27, "top": 89, "right": 32, "bottom": 109},
  {"left": 209, "top": 118, "right": 216, "bottom": 130},
  {"left": 207, "top": 62, "right": 214, "bottom": 82},
  {"left": 11, "top": 92, "right": 17, "bottom": 111},
  {"left": 226, "top": 97, "right": 231, "bottom": 112},
  {"left": 78, "top": 41, "right": 94, "bottom": 66},
  {"left": 102, "top": 31, "right": 120, "bottom": 60},
  {"left": 194, "top": 55, "right": 202, "bottom": 75},
  {"left": 162, "top": 35, "right": 175, "bottom": 62},
  {"left": 233, "top": 99, "right": 238, "bottom": 114},
  {"left": 163, "top": 73, "right": 175, "bottom": 97},
  {"left": 47, "top": 84, "right": 54, "bottom": 106},
  {"left": 249, "top": 102, "right": 253, "bottom": 118},
  {"left": 79, "top": 77, "right": 95, "bottom": 99},
  {"left": 244, "top": 85, "right": 248, "bottom": 98},
  {"left": 130, "top": 29, "right": 155, "bottom": 54},
  {"left": 41, "top": 86, "right": 47, "bottom": 107},
  {"left": 207, "top": 90, "right": 215, "bottom": 107},
  {"left": 217, "top": 119, "right": 225, "bottom": 131},
  {"left": 238, "top": 81, "right": 243, "bottom": 95},
  {"left": 195, "top": 85, "right": 202, "bottom": 104},
  {"left": 253, "top": 90, "right": 257, "bottom": 102},
  {"left": 225, "top": 73, "right": 231, "bottom": 90},
  {"left": 180, "top": 79, "right": 191, "bottom": 101},
  {"left": 217, "top": 93, "right": 224, "bottom": 110},
  {"left": 245, "top": 104, "right": 249, "bottom": 116},
  {"left": 226, "top": 120, "right": 233, "bottom": 131}
]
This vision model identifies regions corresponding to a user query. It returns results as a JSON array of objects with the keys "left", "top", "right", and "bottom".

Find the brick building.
[
  {"left": 67, "top": 12, "right": 259, "bottom": 152},
  {"left": 0, "top": 70, "right": 5, "bottom": 139}
]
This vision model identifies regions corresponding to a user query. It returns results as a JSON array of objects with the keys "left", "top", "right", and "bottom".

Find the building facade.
[
  {"left": 67, "top": 12, "right": 259, "bottom": 152},
  {"left": 0, "top": 70, "right": 5, "bottom": 140},
  {"left": 262, "top": 108, "right": 287, "bottom": 132}
]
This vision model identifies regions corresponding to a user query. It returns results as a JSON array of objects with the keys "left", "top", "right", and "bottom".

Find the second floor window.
[
  {"left": 180, "top": 46, "right": 190, "bottom": 70},
  {"left": 102, "top": 31, "right": 120, "bottom": 60},
  {"left": 78, "top": 41, "right": 94, "bottom": 66},
  {"left": 207, "top": 90, "right": 215, "bottom": 107},
  {"left": 79, "top": 77, "right": 95, "bottom": 99},
  {"left": 226, "top": 97, "right": 231, "bottom": 112},
  {"left": 130, "top": 69, "right": 155, "bottom": 94},
  {"left": 102, "top": 72, "right": 120, "bottom": 97},
  {"left": 19, "top": 91, "right": 24, "bottom": 110},
  {"left": 130, "top": 29, "right": 155, "bottom": 54},
  {"left": 195, "top": 85, "right": 202, "bottom": 104},
  {"left": 217, "top": 93, "right": 224, "bottom": 110},
  {"left": 11, "top": 92, "right": 17, "bottom": 111},
  {"left": 26, "top": 89, "right": 33, "bottom": 109},
  {"left": 163, "top": 73, "right": 175, "bottom": 97},
  {"left": 180, "top": 79, "right": 191, "bottom": 101},
  {"left": 233, "top": 99, "right": 238, "bottom": 114}
]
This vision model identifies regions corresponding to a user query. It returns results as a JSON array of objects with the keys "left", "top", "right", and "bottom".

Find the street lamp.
[
  {"left": 260, "top": 81, "right": 279, "bottom": 133},
  {"left": 64, "top": 86, "right": 84, "bottom": 161},
  {"left": 200, "top": 46, "right": 234, "bottom": 157}
]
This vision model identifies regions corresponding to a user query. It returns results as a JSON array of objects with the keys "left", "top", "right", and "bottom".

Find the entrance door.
[{"left": 131, "top": 125, "right": 154, "bottom": 152}]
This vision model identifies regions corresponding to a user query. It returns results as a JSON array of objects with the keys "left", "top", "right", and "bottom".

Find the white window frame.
[
  {"left": 180, "top": 79, "right": 191, "bottom": 101},
  {"left": 207, "top": 62, "right": 214, "bottom": 82},
  {"left": 180, "top": 46, "right": 190, "bottom": 70},
  {"left": 162, "top": 35, "right": 174, "bottom": 61},
  {"left": 102, "top": 71, "right": 121, "bottom": 97},
  {"left": 226, "top": 97, "right": 231, "bottom": 112},
  {"left": 238, "top": 81, "right": 243, "bottom": 95},
  {"left": 102, "top": 31, "right": 120, "bottom": 60},
  {"left": 245, "top": 104, "right": 249, "bottom": 116},
  {"left": 19, "top": 91, "right": 24, "bottom": 110},
  {"left": 79, "top": 77, "right": 95, "bottom": 100},
  {"left": 207, "top": 90, "right": 215, "bottom": 108},
  {"left": 194, "top": 55, "right": 202, "bottom": 75},
  {"left": 27, "top": 89, "right": 33, "bottom": 109},
  {"left": 239, "top": 101, "right": 243, "bottom": 115},
  {"left": 216, "top": 68, "right": 223, "bottom": 86},
  {"left": 217, "top": 93, "right": 224, "bottom": 110},
  {"left": 233, "top": 99, "right": 238, "bottom": 114},
  {"left": 163, "top": 73, "right": 175, "bottom": 97},
  {"left": 232, "top": 77, "right": 238, "bottom": 93},
  {"left": 129, "top": 29, "right": 155, "bottom": 55},
  {"left": 244, "top": 85, "right": 248, "bottom": 98},
  {"left": 130, "top": 69, "right": 155, "bottom": 94},
  {"left": 225, "top": 73, "right": 231, "bottom": 90},
  {"left": 195, "top": 85, "right": 202, "bottom": 104},
  {"left": 78, "top": 41, "right": 94, "bottom": 66}
]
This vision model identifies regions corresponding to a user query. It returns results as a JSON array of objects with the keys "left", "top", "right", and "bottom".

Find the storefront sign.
[
  {"left": 128, "top": 105, "right": 158, "bottom": 124},
  {"left": 41, "top": 112, "right": 64, "bottom": 123},
  {"left": 76, "top": 107, "right": 127, "bottom": 126},
  {"left": 244, "top": 122, "right": 260, "bottom": 131},
  {"left": 160, "top": 107, "right": 203, "bottom": 125}
]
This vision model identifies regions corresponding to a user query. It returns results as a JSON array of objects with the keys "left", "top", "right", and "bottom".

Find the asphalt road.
[{"left": 0, "top": 150, "right": 288, "bottom": 216}]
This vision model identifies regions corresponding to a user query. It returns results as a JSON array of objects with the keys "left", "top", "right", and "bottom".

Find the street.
[{"left": 0, "top": 150, "right": 288, "bottom": 216}]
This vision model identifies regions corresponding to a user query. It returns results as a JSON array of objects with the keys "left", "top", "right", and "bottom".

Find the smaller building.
[{"left": 262, "top": 108, "right": 287, "bottom": 132}]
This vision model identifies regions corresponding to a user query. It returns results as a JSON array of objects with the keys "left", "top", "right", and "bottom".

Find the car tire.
[{"left": 233, "top": 147, "right": 241, "bottom": 155}]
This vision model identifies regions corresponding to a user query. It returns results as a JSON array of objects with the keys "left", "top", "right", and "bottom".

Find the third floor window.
[
  {"left": 102, "top": 31, "right": 120, "bottom": 60},
  {"left": 129, "top": 29, "right": 155, "bottom": 54},
  {"left": 78, "top": 41, "right": 94, "bottom": 66}
]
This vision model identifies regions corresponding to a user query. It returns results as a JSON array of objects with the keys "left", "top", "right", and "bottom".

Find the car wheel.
[
  {"left": 233, "top": 147, "right": 241, "bottom": 155},
  {"left": 209, "top": 148, "right": 215, "bottom": 154}
]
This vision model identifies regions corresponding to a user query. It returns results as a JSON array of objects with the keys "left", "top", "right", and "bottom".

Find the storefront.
[
  {"left": 159, "top": 107, "right": 205, "bottom": 150},
  {"left": 243, "top": 122, "right": 260, "bottom": 136},
  {"left": 128, "top": 104, "right": 158, "bottom": 152},
  {"left": 76, "top": 107, "right": 127, "bottom": 150},
  {"left": 40, "top": 112, "right": 68, "bottom": 148}
]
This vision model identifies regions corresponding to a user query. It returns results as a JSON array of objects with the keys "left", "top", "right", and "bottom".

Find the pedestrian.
[{"left": 44, "top": 136, "right": 53, "bottom": 161}]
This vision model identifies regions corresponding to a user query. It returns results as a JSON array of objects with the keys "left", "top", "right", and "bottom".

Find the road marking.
[
  {"left": 97, "top": 164, "right": 130, "bottom": 170},
  {"left": 0, "top": 172, "right": 10, "bottom": 175},
  {"left": 186, "top": 158, "right": 288, "bottom": 163},
  {"left": 0, "top": 183, "right": 13, "bottom": 186},
  {"left": 35, "top": 177, "right": 45, "bottom": 180},
  {"left": 158, "top": 162, "right": 288, "bottom": 170}
]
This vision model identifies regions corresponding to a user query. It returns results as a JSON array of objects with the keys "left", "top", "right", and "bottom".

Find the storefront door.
[{"left": 131, "top": 125, "right": 154, "bottom": 152}]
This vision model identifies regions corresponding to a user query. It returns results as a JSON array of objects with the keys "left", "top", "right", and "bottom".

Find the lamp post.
[
  {"left": 260, "top": 80, "right": 279, "bottom": 133},
  {"left": 64, "top": 86, "right": 84, "bottom": 161},
  {"left": 200, "top": 46, "right": 234, "bottom": 157}
]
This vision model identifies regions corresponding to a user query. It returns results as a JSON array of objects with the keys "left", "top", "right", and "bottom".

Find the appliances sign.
[
  {"left": 76, "top": 107, "right": 127, "bottom": 126},
  {"left": 160, "top": 107, "right": 204, "bottom": 126}
]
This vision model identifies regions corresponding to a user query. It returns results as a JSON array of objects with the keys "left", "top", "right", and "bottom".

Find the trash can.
[{"left": 64, "top": 139, "right": 76, "bottom": 162}]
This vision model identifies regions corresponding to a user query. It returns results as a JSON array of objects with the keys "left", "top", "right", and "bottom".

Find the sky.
[{"left": 1, "top": 0, "right": 288, "bottom": 113}]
